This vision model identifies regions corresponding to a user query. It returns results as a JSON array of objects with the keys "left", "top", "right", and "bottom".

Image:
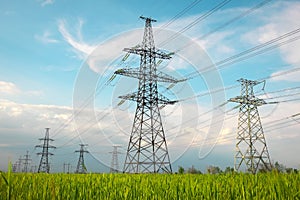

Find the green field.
[{"left": 0, "top": 172, "right": 299, "bottom": 199}]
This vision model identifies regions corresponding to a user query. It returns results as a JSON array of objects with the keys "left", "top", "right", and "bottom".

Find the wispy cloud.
[
  {"left": 0, "top": 81, "right": 42, "bottom": 97},
  {"left": 58, "top": 19, "right": 96, "bottom": 59},
  {"left": 39, "top": 0, "right": 54, "bottom": 7},
  {"left": 35, "top": 30, "right": 59, "bottom": 44},
  {"left": 0, "top": 81, "right": 20, "bottom": 95},
  {"left": 241, "top": 1, "right": 300, "bottom": 82}
]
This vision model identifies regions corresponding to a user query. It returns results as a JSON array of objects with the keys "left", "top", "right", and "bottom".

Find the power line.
[
  {"left": 184, "top": 28, "right": 300, "bottom": 79},
  {"left": 159, "top": 0, "right": 232, "bottom": 47},
  {"left": 174, "top": 0, "right": 273, "bottom": 52},
  {"left": 157, "top": 0, "right": 204, "bottom": 31}
]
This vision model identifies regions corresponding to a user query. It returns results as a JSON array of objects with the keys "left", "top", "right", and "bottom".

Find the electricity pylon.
[
  {"left": 13, "top": 157, "right": 22, "bottom": 173},
  {"left": 109, "top": 145, "right": 121, "bottom": 173},
  {"left": 63, "top": 163, "right": 71, "bottom": 173},
  {"left": 229, "top": 78, "right": 272, "bottom": 173},
  {"left": 75, "top": 144, "right": 89, "bottom": 174},
  {"left": 36, "top": 128, "right": 56, "bottom": 173},
  {"left": 114, "top": 16, "right": 184, "bottom": 173},
  {"left": 21, "top": 150, "right": 32, "bottom": 173}
]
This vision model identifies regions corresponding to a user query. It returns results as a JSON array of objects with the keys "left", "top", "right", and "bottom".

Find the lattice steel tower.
[
  {"left": 75, "top": 144, "right": 89, "bottom": 174},
  {"left": 229, "top": 78, "right": 272, "bottom": 173},
  {"left": 36, "top": 128, "right": 56, "bottom": 173},
  {"left": 21, "top": 150, "right": 32, "bottom": 173},
  {"left": 114, "top": 16, "right": 184, "bottom": 173},
  {"left": 109, "top": 145, "right": 121, "bottom": 173}
]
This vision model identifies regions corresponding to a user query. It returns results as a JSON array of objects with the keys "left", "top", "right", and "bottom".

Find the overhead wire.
[{"left": 158, "top": 0, "right": 233, "bottom": 47}]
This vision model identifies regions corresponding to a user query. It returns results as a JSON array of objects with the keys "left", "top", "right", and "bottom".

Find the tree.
[
  {"left": 224, "top": 166, "right": 234, "bottom": 174},
  {"left": 274, "top": 161, "right": 285, "bottom": 173},
  {"left": 207, "top": 165, "right": 222, "bottom": 174},
  {"left": 286, "top": 168, "right": 293, "bottom": 174},
  {"left": 187, "top": 166, "right": 202, "bottom": 174},
  {"left": 178, "top": 166, "right": 185, "bottom": 174}
]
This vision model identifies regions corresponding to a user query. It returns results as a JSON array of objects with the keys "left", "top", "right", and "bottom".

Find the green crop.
[{"left": 0, "top": 172, "right": 299, "bottom": 199}]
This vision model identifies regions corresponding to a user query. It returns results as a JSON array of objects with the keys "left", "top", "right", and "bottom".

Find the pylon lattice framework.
[
  {"left": 110, "top": 145, "right": 121, "bottom": 173},
  {"left": 229, "top": 78, "right": 272, "bottom": 173},
  {"left": 75, "top": 144, "right": 89, "bottom": 174},
  {"left": 36, "top": 128, "right": 56, "bottom": 173},
  {"left": 21, "top": 150, "right": 32, "bottom": 173},
  {"left": 114, "top": 16, "right": 184, "bottom": 173}
]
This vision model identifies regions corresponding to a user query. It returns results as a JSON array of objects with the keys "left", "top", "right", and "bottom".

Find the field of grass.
[{"left": 1, "top": 171, "right": 299, "bottom": 199}]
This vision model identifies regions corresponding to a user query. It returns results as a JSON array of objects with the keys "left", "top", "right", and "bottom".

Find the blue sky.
[{"left": 0, "top": 0, "right": 300, "bottom": 173}]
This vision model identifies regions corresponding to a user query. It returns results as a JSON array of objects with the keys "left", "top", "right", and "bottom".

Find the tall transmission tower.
[
  {"left": 36, "top": 128, "right": 56, "bottom": 173},
  {"left": 114, "top": 16, "right": 184, "bottom": 173},
  {"left": 229, "top": 78, "right": 272, "bottom": 173},
  {"left": 109, "top": 145, "right": 121, "bottom": 173},
  {"left": 21, "top": 151, "right": 32, "bottom": 173},
  {"left": 75, "top": 144, "right": 89, "bottom": 174}
]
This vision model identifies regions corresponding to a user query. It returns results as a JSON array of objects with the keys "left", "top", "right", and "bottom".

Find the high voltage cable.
[
  {"left": 53, "top": 62, "right": 300, "bottom": 151},
  {"left": 176, "top": 64, "right": 300, "bottom": 104},
  {"left": 187, "top": 112, "right": 300, "bottom": 148},
  {"left": 50, "top": 0, "right": 281, "bottom": 139},
  {"left": 173, "top": 0, "right": 273, "bottom": 52},
  {"left": 266, "top": 119, "right": 300, "bottom": 133},
  {"left": 264, "top": 117, "right": 300, "bottom": 130},
  {"left": 256, "top": 86, "right": 300, "bottom": 96},
  {"left": 263, "top": 112, "right": 300, "bottom": 127},
  {"left": 263, "top": 91, "right": 300, "bottom": 101},
  {"left": 59, "top": 67, "right": 300, "bottom": 148},
  {"left": 50, "top": 1, "right": 279, "bottom": 139},
  {"left": 157, "top": 0, "right": 204, "bottom": 31},
  {"left": 159, "top": 0, "right": 232, "bottom": 47},
  {"left": 269, "top": 97, "right": 300, "bottom": 104},
  {"left": 55, "top": 106, "right": 116, "bottom": 148},
  {"left": 183, "top": 28, "right": 300, "bottom": 79},
  {"left": 48, "top": 2, "right": 298, "bottom": 156},
  {"left": 50, "top": 0, "right": 208, "bottom": 138},
  {"left": 50, "top": 57, "right": 130, "bottom": 139}
]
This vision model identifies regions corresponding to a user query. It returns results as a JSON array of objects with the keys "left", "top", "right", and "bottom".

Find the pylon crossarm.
[
  {"left": 114, "top": 68, "right": 140, "bottom": 79},
  {"left": 155, "top": 71, "right": 186, "bottom": 83},
  {"left": 123, "top": 47, "right": 172, "bottom": 59},
  {"left": 118, "top": 92, "right": 139, "bottom": 102},
  {"left": 119, "top": 92, "right": 177, "bottom": 105},
  {"left": 229, "top": 96, "right": 266, "bottom": 106},
  {"left": 157, "top": 93, "right": 178, "bottom": 105},
  {"left": 115, "top": 68, "right": 184, "bottom": 83}
]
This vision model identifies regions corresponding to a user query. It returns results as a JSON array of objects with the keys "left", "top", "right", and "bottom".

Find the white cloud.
[
  {"left": 270, "top": 67, "right": 300, "bottom": 82},
  {"left": 0, "top": 81, "right": 43, "bottom": 97},
  {"left": 35, "top": 30, "right": 59, "bottom": 44},
  {"left": 58, "top": 19, "right": 97, "bottom": 59},
  {"left": 242, "top": 1, "right": 300, "bottom": 82},
  {"left": 40, "top": 0, "right": 54, "bottom": 7},
  {"left": 0, "top": 81, "right": 20, "bottom": 95}
]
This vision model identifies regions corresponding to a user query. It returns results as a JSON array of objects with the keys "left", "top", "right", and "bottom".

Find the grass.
[{"left": 0, "top": 172, "right": 299, "bottom": 199}]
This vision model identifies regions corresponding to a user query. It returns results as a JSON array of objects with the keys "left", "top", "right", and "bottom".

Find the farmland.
[{"left": 1, "top": 172, "right": 299, "bottom": 199}]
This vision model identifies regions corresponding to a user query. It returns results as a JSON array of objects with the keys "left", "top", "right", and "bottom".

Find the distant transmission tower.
[
  {"left": 21, "top": 151, "right": 32, "bottom": 173},
  {"left": 63, "top": 163, "right": 71, "bottom": 173},
  {"left": 109, "top": 145, "right": 121, "bottom": 173},
  {"left": 36, "top": 128, "right": 56, "bottom": 173},
  {"left": 75, "top": 144, "right": 89, "bottom": 174},
  {"left": 229, "top": 78, "right": 272, "bottom": 173},
  {"left": 13, "top": 157, "right": 22, "bottom": 172},
  {"left": 114, "top": 16, "right": 184, "bottom": 173},
  {"left": 16, "top": 156, "right": 22, "bottom": 172}
]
